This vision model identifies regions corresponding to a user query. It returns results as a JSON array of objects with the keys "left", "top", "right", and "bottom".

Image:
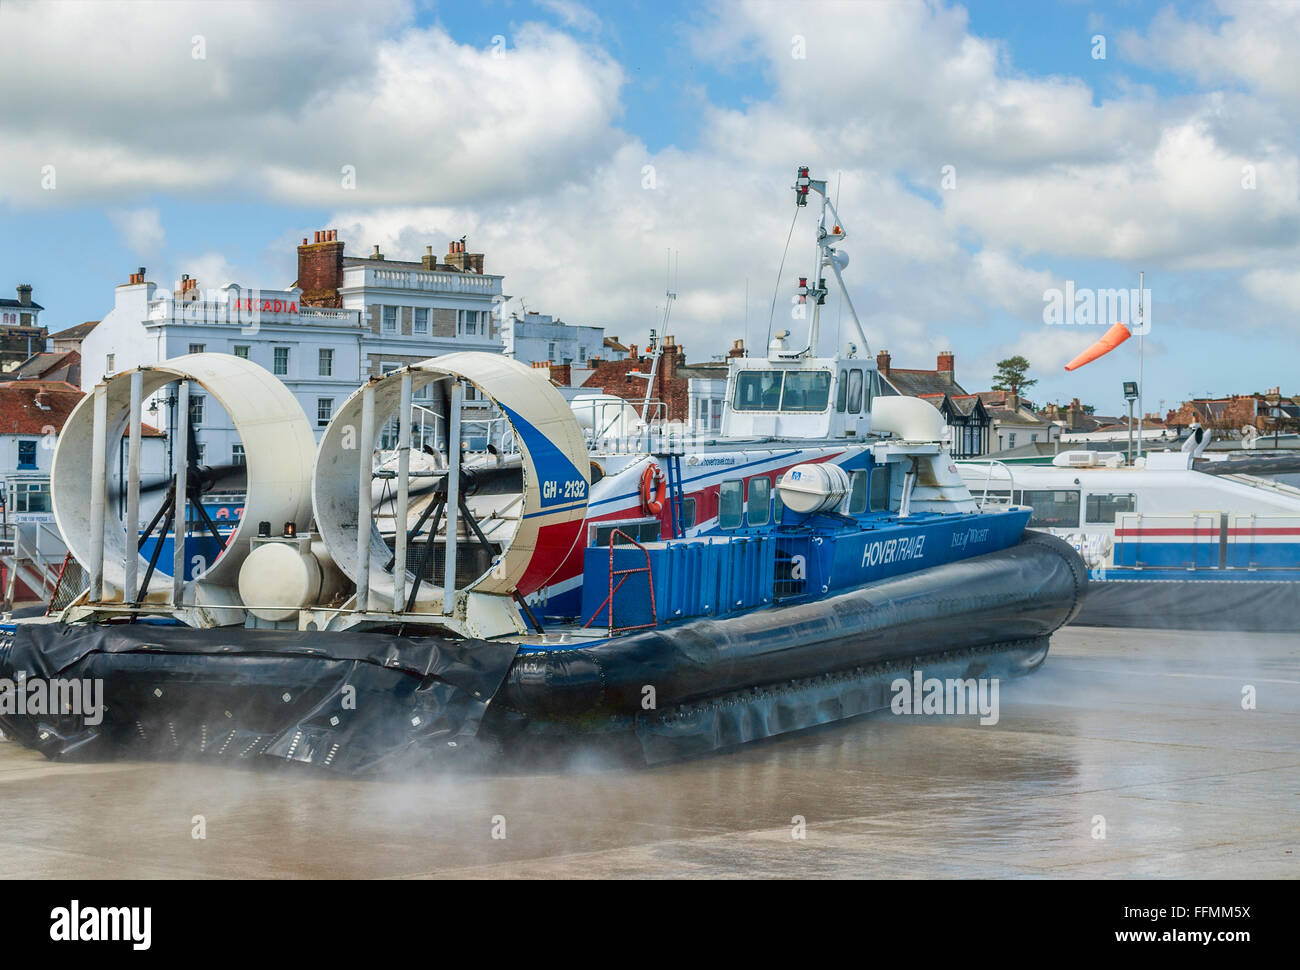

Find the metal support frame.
[
  {"left": 88, "top": 384, "right": 108, "bottom": 602},
  {"left": 442, "top": 381, "right": 463, "bottom": 615},
  {"left": 172, "top": 380, "right": 189, "bottom": 605},
  {"left": 393, "top": 371, "right": 413, "bottom": 611},
  {"left": 355, "top": 382, "right": 376, "bottom": 611}
]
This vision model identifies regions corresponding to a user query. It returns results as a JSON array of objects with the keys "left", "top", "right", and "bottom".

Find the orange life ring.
[{"left": 639, "top": 463, "right": 667, "bottom": 516}]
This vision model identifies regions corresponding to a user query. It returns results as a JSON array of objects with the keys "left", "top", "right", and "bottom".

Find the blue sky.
[{"left": 1, "top": 0, "right": 1297, "bottom": 421}]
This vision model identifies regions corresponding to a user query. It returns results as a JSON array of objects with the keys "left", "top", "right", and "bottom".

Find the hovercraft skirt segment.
[{"left": 0, "top": 533, "right": 1085, "bottom": 772}]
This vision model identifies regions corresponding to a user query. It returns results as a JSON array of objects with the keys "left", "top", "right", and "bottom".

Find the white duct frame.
[
  {"left": 52, "top": 354, "right": 317, "bottom": 619},
  {"left": 312, "top": 352, "right": 590, "bottom": 621}
]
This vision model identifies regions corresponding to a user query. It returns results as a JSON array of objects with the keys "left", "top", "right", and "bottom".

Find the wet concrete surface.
[{"left": 1, "top": 626, "right": 1296, "bottom": 878}]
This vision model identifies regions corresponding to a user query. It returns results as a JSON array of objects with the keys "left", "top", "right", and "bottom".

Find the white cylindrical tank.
[
  {"left": 777, "top": 462, "right": 852, "bottom": 514},
  {"left": 238, "top": 541, "right": 323, "bottom": 621}
]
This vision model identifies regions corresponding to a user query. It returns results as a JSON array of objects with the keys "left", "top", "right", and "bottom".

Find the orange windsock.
[{"left": 1063, "top": 321, "right": 1132, "bottom": 371}]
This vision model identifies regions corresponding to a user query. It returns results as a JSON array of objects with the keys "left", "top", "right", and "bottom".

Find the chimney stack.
[
  {"left": 16, "top": 284, "right": 32, "bottom": 307},
  {"left": 446, "top": 237, "right": 485, "bottom": 274},
  {"left": 297, "top": 229, "right": 345, "bottom": 308},
  {"left": 729, "top": 338, "right": 745, "bottom": 358},
  {"left": 876, "top": 349, "right": 891, "bottom": 376},
  {"left": 422, "top": 245, "right": 436, "bottom": 271},
  {"left": 371, "top": 245, "right": 384, "bottom": 260},
  {"left": 937, "top": 351, "right": 954, "bottom": 378}
]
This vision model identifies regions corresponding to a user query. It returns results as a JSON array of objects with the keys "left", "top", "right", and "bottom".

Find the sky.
[{"left": 1, "top": 0, "right": 1297, "bottom": 421}]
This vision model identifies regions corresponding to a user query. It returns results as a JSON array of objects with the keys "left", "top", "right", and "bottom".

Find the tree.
[{"left": 992, "top": 356, "right": 1037, "bottom": 396}]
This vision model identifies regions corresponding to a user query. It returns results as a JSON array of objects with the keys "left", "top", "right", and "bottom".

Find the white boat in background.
[{"left": 958, "top": 447, "right": 1300, "bottom": 630}]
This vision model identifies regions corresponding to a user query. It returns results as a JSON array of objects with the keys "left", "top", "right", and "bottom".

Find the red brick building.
[{"left": 555, "top": 336, "right": 744, "bottom": 424}]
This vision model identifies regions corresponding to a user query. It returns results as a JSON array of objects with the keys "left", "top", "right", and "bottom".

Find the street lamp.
[{"left": 1123, "top": 381, "right": 1139, "bottom": 465}]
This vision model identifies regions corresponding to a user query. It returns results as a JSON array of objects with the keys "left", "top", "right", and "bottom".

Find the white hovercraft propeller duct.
[
  {"left": 51, "top": 354, "right": 318, "bottom": 626},
  {"left": 311, "top": 352, "right": 590, "bottom": 637}
]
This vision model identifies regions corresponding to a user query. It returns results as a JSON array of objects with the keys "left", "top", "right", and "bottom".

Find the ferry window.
[
  {"left": 847, "top": 369, "right": 864, "bottom": 413},
  {"left": 747, "top": 477, "right": 771, "bottom": 526},
  {"left": 1086, "top": 493, "right": 1135, "bottom": 524},
  {"left": 592, "top": 520, "right": 660, "bottom": 547},
  {"left": 1017, "top": 489, "right": 1080, "bottom": 528},
  {"left": 680, "top": 497, "right": 697, "bottom": 529},
  {"left": 836, "top": 370, "right": 848, "bottom": 412},
  {"left": 864, "top": 369, "right": 876, "bottom": 411},
  {"left": 719, "top": 480, "right": 744, "bottom": 529},
  {"left": 779, "top": 371, "right": 831, "bottom": 412},
  {"left": 774, "top": 494, "right": 785, "bottom": 524},
  {"left": 848, "top": 470, "right": 869, "bottom": 515},
  {"left": 733, "top": 371, "right": 783, "bottom": 411},
  {"left": 869, "top": 465, "right": 891, "bottom": 511}
]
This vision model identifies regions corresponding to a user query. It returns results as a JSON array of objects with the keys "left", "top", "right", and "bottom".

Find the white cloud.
[
  {"left": 0, "top": 1, "right": 625, "bottom": 205},
  {"left": 1121, "top": 1, "right": 1300, "bottom": 115},
  {"left": 1243, "top": 265, "right": 1300, "bottom": 312},
  {"left": 108, "top": 207, "right": 165, "bottom": 253},
  {"left": 535, "top": 0, "right": 602, "bottom": 34}
]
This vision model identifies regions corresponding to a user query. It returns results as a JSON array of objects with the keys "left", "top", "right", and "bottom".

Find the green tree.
[{"left": 992, "top": 356, "right": 1037, "bottom": 396}]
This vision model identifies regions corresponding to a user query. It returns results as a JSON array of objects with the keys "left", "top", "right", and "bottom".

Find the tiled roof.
[
  {"left": 0, "top": 299, "right": 44, "bottom": 311},
  {"left": 50, "top": 321, "right": 99, "bottom": 341},
  {"left": 0, "top": 350, "right": 79, "bottom": 380},
  {"left": 883, "top": 369, "right": 966, "bottom": 397},
  {"left": 0, "top": 381, "right": 162, "bottom": 436}
]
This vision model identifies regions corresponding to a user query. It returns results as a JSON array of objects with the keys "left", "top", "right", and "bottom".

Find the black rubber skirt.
[{"left": 0, "top": 531, "right": 1085, "bottom": 771}]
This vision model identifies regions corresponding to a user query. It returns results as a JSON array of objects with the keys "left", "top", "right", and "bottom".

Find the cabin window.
[
  {"left": 848, "top": 470, "right": 869, "bottom": 515},
  {"left": 836, "top": 370, "right": 848, "bottom": 412},
  {"left": 591, "top": 519, "right": 660, "bottom": 547},
  {"left": 869, "top": 465, "right": 892, "bottom": 511},
  {"left": 719, "top": 480, "right": 744, "bottom": 529},
  {"left": 680, "top": 497, "right": 697, "bottom": 529},
  {"left": 847, "top": 369, "right": 864, "bottom": 413},
  {"left": 732, "top": 370, "right": 832, "bottom": 412},
  {"left": 779, "top": 370, "right": 831, "bottom": 412},
  {"left": 747, "top": 477, "right": 771, "bottom": 526},
  {"left": 1085, "top": 493, "right": 1136, "bottom": 524},
  {"left": 733, "top": 372, "right": 784, "bottom": 411},
  {"left": 773, "top": 494, "right": 785, "bottom": 524},
  {"left": 1017, "top": 489, "right": 1080, "bottom": 528}
]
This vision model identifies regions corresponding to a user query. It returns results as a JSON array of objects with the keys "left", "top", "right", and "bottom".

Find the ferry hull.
[{"left": 0, "top": 533, "right": 1085, "bottom": 772}]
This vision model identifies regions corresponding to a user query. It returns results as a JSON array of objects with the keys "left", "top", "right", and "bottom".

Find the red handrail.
[{"left": 582, "top": 529, "right": 657, "bottom": 634}]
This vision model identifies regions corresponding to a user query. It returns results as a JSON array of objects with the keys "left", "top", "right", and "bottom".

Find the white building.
[
  {"left": 502, "top": 311, "right": 605, "bottom": 367},
  {"left": 80, "top": 269, "right": 365, "bottom": 464},
  {"left": 296, "top": 232, "right": 508, "bottom": 450}
]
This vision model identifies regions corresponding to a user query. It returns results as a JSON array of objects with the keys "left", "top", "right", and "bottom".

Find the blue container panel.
[{"left": 581, "top": 537, "right": 776, "bottom": 628}]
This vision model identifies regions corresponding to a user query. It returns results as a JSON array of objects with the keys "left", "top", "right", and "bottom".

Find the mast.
[{"left": 794, "top": 167, "right": 870, "bottom": 359}]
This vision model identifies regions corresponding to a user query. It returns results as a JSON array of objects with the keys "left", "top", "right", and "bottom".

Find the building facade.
[
  {"left": 0, "top": 285, "right": 47, "bottom": 373},
  {"left": 80, "top": 268, "right": 365, "bottom": 463},
  {"left": 502, "top": 311, "right": 605, "bottom": 366}
]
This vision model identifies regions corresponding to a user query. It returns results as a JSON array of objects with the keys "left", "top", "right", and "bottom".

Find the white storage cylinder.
[
  {"left": 777, "top": 463, "right": 852, "bottom": 514},
  {"left": 238, "top": 541, "right": 323, "bottom": 621}
]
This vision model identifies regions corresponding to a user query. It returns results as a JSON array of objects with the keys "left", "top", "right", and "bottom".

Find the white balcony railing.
[{"left": 351, "top": 267, "right": 502, "bottom": 297}]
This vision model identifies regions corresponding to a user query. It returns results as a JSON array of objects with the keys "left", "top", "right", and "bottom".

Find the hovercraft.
[{"left": 0, "top": 169, "right": 1086, "bottom": 771}]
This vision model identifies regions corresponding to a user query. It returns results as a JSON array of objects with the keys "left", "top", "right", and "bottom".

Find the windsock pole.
[{"left": 1137, "top": 271, "right": 1144, "bottom": 462}]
